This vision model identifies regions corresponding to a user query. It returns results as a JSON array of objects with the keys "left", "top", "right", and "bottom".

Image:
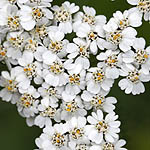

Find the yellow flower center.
[{"left": 69, "top": 74, "right": 80, "bottom": 85}]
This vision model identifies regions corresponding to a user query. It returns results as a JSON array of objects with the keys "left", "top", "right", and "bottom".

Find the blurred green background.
[{"left": 0, "top": 0, "right": 150, "bottom": 149}]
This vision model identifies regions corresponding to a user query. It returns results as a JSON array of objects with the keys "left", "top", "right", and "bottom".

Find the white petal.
[
  {"left": 127, "top": 0, "right": 139, "bottom": 5},
  {"left": 21, "top": 20, "right": 36, "bottom": 31},
  {"left": 42, "top": 51, "right": 57, "bottom": 65},
  {"left": 97, "top": 109, "right": 103, "bottom": 121},
  {"left": 66, "top": 43, "right": 78, "bottom": 53},
  {"left": 133, "top": 37, "right": 145, "bottom": 50},
  {"left": 87, "top": 81, "right": 100, "bottom": 94}
]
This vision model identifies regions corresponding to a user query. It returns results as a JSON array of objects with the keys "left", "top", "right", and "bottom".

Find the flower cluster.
[{"left": 0, "top": 0, "right": 149, "bottom": 149}]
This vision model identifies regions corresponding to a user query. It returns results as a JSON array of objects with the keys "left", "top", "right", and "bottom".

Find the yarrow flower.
[
  {"left": 73, "top": 6, "right": 107, "bottom": 31},
  {"left": 17, "top": 86, "right": 40, "bottom": 118},
  {"left": 66, "top": 38, "right": 90, "bottom": 69},
  {"left": 119, "top": 64, "right": 150, "bottom": 95},
  {"left": 66, "top": 116, "right": 88, "bottom": 142},
  {"left": 122, "top": 37, "right": 150, "bottom": 75},
  {"left": 76, "top": 23, "right": 106, "bottom": 55},
  {"left": 0, "top": 5, "right": 21, "bottom": 31},
  {"left": 111, "top": 10, "right": 142, "bottom": 29},
  {"left": 96, "top": 50, "right": 122, "bottom": 79},
  {"left": 1, "top": 0, "right": 149, "bottom": 149},
  {"left": 81, "top": 90, "right": 117, "bottom": 112},
  {"left": 19, "top": 4, "right": 53, "bottom": 31},
  {"left": 90, "top": 139, "right": 127, "bottom": 150},
  {"left": 103, "top": 21, "right": 137, "bottom": 52},
  {"left": 86, "top": 67, "right": 114, "bottom": 94},
  {"left": 52, "top": 1, "right": 79, "bottom": 34},
  {"left": 85, "top": 110, "right": 120, "bottom": 144},
  {"left": 0, "top": 69, "right": 20, "bottom": 104},
  {"left": 127, "top": 0, "right": 150, "bottom": 21},
  {"left": 35, "top": 123, "right": 69, "bottom": 150},
  {"left": 60, "top": 91, "right": 87, "bottom": 121}
]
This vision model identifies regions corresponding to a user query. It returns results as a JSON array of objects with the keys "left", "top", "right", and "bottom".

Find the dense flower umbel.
[{"left": 1, "top": 0, "right": 149, "bottom": 149}]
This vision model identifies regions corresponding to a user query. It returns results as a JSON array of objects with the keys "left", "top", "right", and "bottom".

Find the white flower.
[
  {"left": 60, "top": 92, "right": 87, "bottom": 121},
  {"left": 127, "top": 0, "right": 150, "bottom": 21},
  {"left": 19, "top": 5, "right": 53, "bottom": 31},
  {"left": 65, "top": 63, "right": 86, "bottom": 95},
  {"left": 122, "top": 37, "right": 150, "bottom": 75},
  {"left": 0, "top": 5, "right": 21, "bottom": 31},
  {"left": 38, "top": 82, "right": 63, "bottom": 106},
  {"left": 67, "top": 117, "right": 91, "bottom": 150},
  {"left": 5, "top": 31, "right": 30, "bottom": 60},
  {"left": 44, "top": 30, "right": 68, "bottom": 58},
  {"left": 19, "top": 0, "right": 53, "bottom": 7},
  {"left": 66, "top": 117, "right": 88, "bottom": 141},
  {"left": 119, "top": 64, "right": 150, "bottom": 95},
  {"left": 104, "top": 20, "right": 137, "bottom": 52},
  {"left": 85, "top": 110, "right": 120, "bottom": 144},
  {"left": 0, "top": 69, "right": 20, "bottom": 104},
  {"left": 35, "top": 123, "right": 69, "bottom": 150},
  {"left": 112, "top": 10, "right": 142, "bottom": 29},
  {"left": 81, "top": 90, "right": 117, "bottom": 112},
  {"left": 73, "top": 6, "right": 106, "bottom": 32},
  {"left": 15, "top": 51, "right": 42, "bottom": 91},
  {"left": 69, "top": 143, "right": 91, "bottom": 150},
  {"left": 90, "top": 139, "right": 127, "bottom": 150},
  {"left": 32, "top": 24, "right": 49, "bottom": 39},
  {"left": 86, "top": 67, "right": 114, "bottom": 94},
  {"left": 66, "top": 38, "right": 90, "bottom": 69},
  {"left": 17, "top": 86, "right": 40, "bottom": 118},
  {"left": 76, "top": 23, "right": 106, "bottom": 55},
  {"left": 34, "top": 98, "right": 60, "bottom": 128},
  {"left": 52, "top": 1, "right": 79, "bottom": 34},
  {"left": 0, "top": 43, "right": 18, "bottom": 65},
  {"left": 97, "top": 50, "right": 122, "bottom": 79},
  {"left": 43, "top": 54, "right": 68, "bottom": 86},
  {"left": 24, "top": 36, "right": 39, "bottom": 53}
]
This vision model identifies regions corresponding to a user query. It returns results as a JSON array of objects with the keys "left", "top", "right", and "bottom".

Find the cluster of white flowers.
[{"left": 0, "top": 0, "right": 149, "bottom": 149}]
